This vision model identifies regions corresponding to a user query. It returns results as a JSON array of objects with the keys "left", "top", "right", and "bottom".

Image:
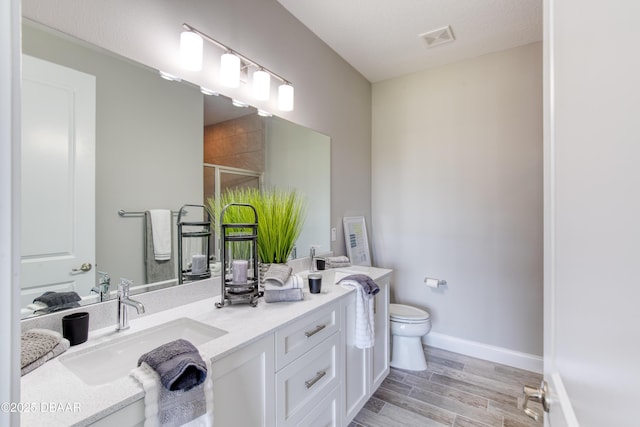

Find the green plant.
[{"left": 206, "top": 187, "right": 306, "bottom": 264}]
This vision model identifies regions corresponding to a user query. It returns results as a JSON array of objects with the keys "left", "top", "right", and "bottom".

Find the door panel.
[{"left": 21, "top": 55, "right": 95, "bottom": 308}]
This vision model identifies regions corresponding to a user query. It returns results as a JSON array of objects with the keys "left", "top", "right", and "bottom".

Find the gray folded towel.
[
  {"left": 33, "top": 291, "right": 81, "bottom": 307},
  {"left": 339, "top": 274, "right": 380, "bottom": 295},
  {"left": 325, "top": 256, "right": 351, "bottom": 268},
  {"left": 33, "top": 301, "right": 82, "bottom": 314},
  {"left": 138, "top": 339, "right": 207, "bottom": 391},
  {"left": 263, "top": 288, "right": 304, "bottom": 303},
  {"left": 21, "top": 329, "right": 70, "bottom": 376},
  {"left": 263, "top": 263, "right": 292, "bottom": 286}
]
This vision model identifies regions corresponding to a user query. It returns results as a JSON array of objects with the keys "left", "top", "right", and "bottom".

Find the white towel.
[
  {"left": 264, "top": 274, "right": 303, "bottom": 291},
  {"left": 340, "top": 280, "right": 375, "bottom": 349},
  {"left": 130, "top": 351, "right": 214, "bottom": 427},
  {"left": 149, "top": 210, "right": 172, "bottom": 261}
]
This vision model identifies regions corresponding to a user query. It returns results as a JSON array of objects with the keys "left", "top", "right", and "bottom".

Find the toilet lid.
[{"left": 389, "top": 303, "right": 430, "bottom": 321}]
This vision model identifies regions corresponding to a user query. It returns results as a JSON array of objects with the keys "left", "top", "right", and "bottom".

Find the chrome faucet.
[
  {"left": 91, "top": 271, "right": 111, "bottom": 302},
  {"left": 310, "top": 246, "right": 317, "bottom": 272},
  {"left": 116, "top": 278, "right": 145, "bottom": 331}
]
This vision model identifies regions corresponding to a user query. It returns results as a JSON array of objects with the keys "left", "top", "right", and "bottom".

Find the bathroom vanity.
[{"left": 20, "top": 266, "right": 391, "bottom": 427}]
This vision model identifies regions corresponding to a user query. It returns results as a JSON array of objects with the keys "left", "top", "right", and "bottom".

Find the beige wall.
[{"left": 372, "top": 42, "right": 543, "bottom": 356}]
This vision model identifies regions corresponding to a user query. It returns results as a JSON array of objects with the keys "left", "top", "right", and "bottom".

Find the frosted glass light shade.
[
  {"left": 278, "top": 83, "right": 294, "bottom": 111},
  {"left": 220, "top": 53, "right": 241, "bottom": 88},
  {"left": 252, "top": 70, "right": 271, "bottom": 101},
  {"left": 179, "top": 31, "right": 203, "bottom": 71}
]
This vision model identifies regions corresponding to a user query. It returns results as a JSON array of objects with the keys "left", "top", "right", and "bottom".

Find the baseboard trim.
[{"left": 423, "top": 332, "right": 543, "bottom": 374}]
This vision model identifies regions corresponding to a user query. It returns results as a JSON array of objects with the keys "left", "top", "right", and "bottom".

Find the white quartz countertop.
[{"left": 20, "top": 266, "right": 391, "bottom": 426}]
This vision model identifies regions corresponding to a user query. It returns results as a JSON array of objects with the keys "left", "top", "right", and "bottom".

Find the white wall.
[
  {"left": 372, "top": 42, "right": 543, "bottom": 357},
  {"left": 1, "top": 0, "right": 22, "bottom": 422},
  {"left": 547, "top": 0, "right": 640, "bottom": 424},
  {"left": 21, "top": 0, "right": 372, "bottom": 257}
]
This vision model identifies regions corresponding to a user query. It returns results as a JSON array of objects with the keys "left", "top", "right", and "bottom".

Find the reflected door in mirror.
[{"left": 20, "top": 55, "right": 96, "bottom": 309}]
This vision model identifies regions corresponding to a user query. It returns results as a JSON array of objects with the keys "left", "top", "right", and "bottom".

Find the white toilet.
[{"left": 389, "top": 303, "right": 432, "bottom": 371}]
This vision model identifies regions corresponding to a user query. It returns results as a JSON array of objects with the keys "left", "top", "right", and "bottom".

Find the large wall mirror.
[{"left": 20, "top": 20, "right": 330, "bottom": 318}]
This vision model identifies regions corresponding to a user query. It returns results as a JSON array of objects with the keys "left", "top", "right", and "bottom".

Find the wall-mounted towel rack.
[{"left": 118, "top": 209, "right": 181, "bottom": 217}]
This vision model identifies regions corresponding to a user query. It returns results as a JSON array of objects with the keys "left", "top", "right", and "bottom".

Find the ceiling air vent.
[{"left": 419, "top": 25, "right": 455, "bottom": 48}]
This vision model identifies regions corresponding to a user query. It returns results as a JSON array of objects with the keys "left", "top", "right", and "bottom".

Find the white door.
[
  {"left": 539, "top": 1, "right": 640, "bottom": 426},
  {"left": 20, "top": 54, "right": 96, "bottom": 308}
]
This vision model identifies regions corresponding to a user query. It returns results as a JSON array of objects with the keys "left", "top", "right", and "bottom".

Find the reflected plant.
[{"left": 206, "top": 187, "right": 306, "bottom": 264}]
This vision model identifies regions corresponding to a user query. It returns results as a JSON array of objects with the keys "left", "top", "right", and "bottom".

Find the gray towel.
[
  {"left": 145, "top": 211, "right": 175, "bottom": 283},
  {"left": 263, "top": 263, "right": 292, "bottom": 286},
  {"left": 138, "top": 339, "right": 207, "bottom": 391},
  {"left": 339, "top": 274, "right": 380, "bottom": 295},
  {"left": 131, "top": 355, "right": 213, "bottom": 427},
  {"left": 21, "top": 329, "right": 70, "bottom": 376},
  {"left": 158, "top": 374, "right": 207, "bottom": 426},
  {"left": 325, "top": 256, "right": 351, "bottom": 269},
  {"left": 263, "top": 288, "right": 304, "bottom": 303},
  {"left": 33, "top": 291, "right": 81, "bottom": 307}
]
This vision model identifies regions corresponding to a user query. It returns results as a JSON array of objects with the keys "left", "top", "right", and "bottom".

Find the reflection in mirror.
[{"left": 20, "top": 20, "right": 330, "bottom": 318}]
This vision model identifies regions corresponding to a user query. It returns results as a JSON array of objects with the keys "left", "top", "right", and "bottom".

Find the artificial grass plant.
[{"left": 206, "top": 187, "right": 306, "bottom": 264}]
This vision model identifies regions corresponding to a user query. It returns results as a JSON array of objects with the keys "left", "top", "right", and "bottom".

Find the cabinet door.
[
  {"left": 212, "top": 334, "right": 275, "bottom": 427},
  {"left": 276, "top": 332, "right": 340, "bottom": 427},
  {"left": 299, "top": 385, "right": 340, "bottom": 427},
  {"left": 371, "top": 276, "right": 390, "bottom": 391},
  {"left": 342, "top": 291, "right": 369, "bottom": 422}
]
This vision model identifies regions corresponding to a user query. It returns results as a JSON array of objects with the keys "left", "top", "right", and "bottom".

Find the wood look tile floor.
[{"left": 351, "top": 346, "right": 544, "bottom": 427}]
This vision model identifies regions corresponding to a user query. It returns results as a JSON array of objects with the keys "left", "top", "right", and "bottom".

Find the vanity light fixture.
[
  {"left": 179, "top": 31, "right": 203, "bottom": 71},
  {"left": 252, "top": 69, "right": 271, "bottom": 101},
  {"left": 278, "top": 83, "right": 294, "bottom": 112},
  {"left": 220, "top": 51, "right": 241, "bottom": 88},
  {"left": 180, "top": 23, "right": 294, "bottom": 111}
]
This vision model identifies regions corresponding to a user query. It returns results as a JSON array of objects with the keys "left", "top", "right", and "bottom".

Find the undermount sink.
[{"left": 60, "top": 317, "right": 227, "bottom": 386}]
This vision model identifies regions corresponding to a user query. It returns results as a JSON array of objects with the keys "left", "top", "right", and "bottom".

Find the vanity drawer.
[
  {"left": 275, "top": 332, "right": 340, "bottom": 427},
  {"left": 275, "top": 300, "right": 340, "bottom": 370}
]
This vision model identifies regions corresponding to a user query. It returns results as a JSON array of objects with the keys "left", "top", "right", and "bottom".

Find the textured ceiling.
[{"left": 277, "top": 0, "right": 542, "bottom": 83}]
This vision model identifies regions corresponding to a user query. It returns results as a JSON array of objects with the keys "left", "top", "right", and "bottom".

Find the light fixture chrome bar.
[{"left": 182, "top": 23, "right": 291, "bottom": 85}]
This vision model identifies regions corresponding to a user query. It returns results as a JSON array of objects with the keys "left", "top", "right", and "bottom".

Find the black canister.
[
  {"left": 308, "top": 273, "right": 322, "bottom": 294},
  {"left": 62, "top": 312, "right": 89, "bottom": 345}
]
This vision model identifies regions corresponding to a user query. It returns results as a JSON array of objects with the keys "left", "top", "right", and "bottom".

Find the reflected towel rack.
[{"left": 118, "top": 209, "right": 181, "bottom": 217}]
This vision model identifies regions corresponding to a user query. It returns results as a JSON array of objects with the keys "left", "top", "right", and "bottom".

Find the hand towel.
[
  {"left": 325, "top": 256, "right": 351, "bottom": 269},
  {"left": 263, "top": 288, "right": 304, "bottom": 303},
  {"left": 149, "top": 209, "right": 172, "bottom": 261},
  {"left": 21, "top": 329, "right": 70, "bottom": 376},
  {"left": 33, "top": 291, "right": 81, "bottom": 307},
  {"left": 264, "top": 274, "right": 303, "bottom": 291},
  {"left": 263, "top": 263, "right": 292, "bottom": 286},
  {"left": 131, "top": 351, "right": 214, "bottom": 427},
  {"left": 339, "top": 274, "right": 380, "bottom": 295},
  {"left": 145, "top": 211, "right": 175, "bottom": 283},
  {"left": 138, "top": 339, "right": 207, "bottom": 392},
  {"left": 339, "top": 278, "right": 375, "bottom": 349}
]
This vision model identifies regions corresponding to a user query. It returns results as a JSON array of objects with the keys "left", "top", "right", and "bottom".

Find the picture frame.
[{"left": 343, "top": 216, "right": 371, "bottom": 266}]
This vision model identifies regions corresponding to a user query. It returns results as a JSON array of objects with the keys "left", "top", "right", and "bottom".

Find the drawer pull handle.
[
  {"left": 304, "top": 324, "right": 326, "bottom": 338},
  {"left": 305, "top": 370, "right": 327, "bottom": 389}
]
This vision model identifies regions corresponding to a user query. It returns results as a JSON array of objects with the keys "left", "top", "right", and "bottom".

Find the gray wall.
[
  {"left": 372, "top": 42, "right": 543, "bottom": 357},
  {"left": 22, "top": 23, "right": 203, "bottom": 286},
  {"left": 22, "top": 0, "right": 373, "bottom": 257}
]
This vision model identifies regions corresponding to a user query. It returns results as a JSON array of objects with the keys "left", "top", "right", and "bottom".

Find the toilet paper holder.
[{"left": 424, "top": 277, "right": 447, "bottom": 288}]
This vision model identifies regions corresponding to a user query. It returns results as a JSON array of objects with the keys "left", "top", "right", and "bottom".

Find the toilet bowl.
[{"left": 389, "top": 303, "right": 431, "bottom": 371}]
